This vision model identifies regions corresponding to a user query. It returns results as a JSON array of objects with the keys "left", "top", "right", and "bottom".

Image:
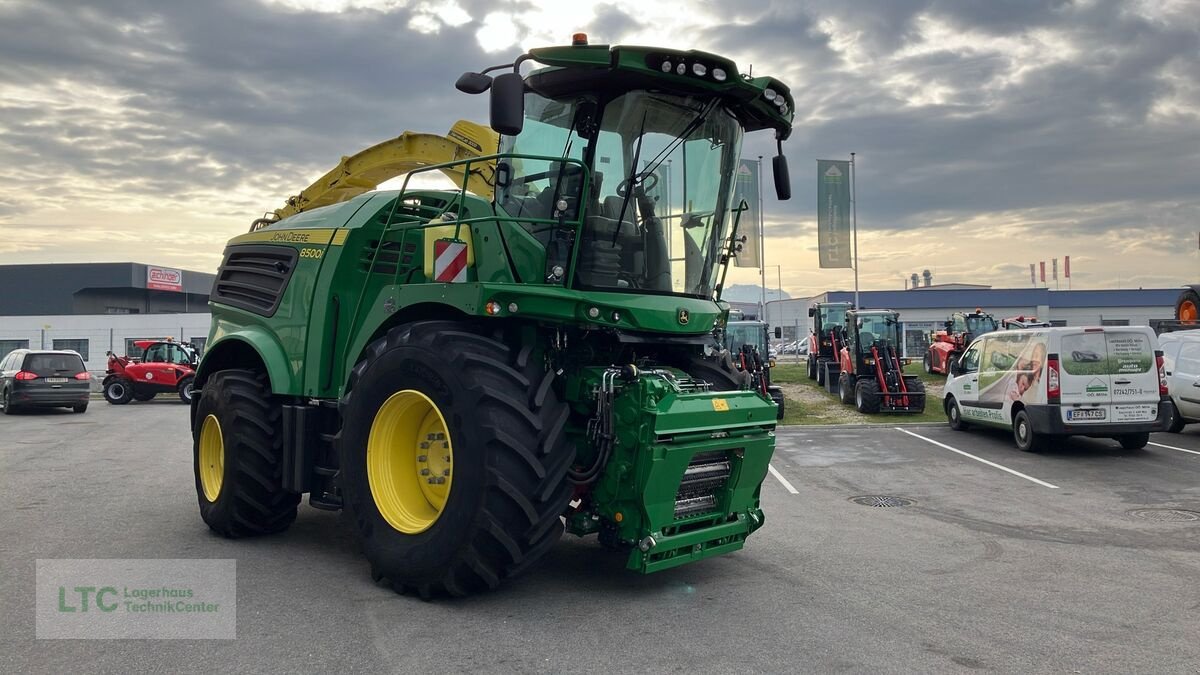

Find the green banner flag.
[
  {"left": 731, "top": 159, "right": 760, "bottom": 268},
  {"left": 817, "top": 159, "right": 851, "bottom": 268}
]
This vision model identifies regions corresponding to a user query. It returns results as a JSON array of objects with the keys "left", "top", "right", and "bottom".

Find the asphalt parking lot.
[{"left": 3, "top": 403, "right": 1200, "bottom": 673}]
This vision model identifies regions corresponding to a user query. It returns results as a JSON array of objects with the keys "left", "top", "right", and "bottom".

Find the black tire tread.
[
  {"left": 339, "top": 321, "right": 573, "bottom": 598},
  {"left": 195, "top": 370, "right": 300, "bottom": 538}
]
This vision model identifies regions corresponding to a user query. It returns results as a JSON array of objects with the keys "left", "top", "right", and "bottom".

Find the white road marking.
[
  {"left": 893, "top": 427, "right": 1060, "bottom": 489},
  {"left": 768, "top": 463, "right": 799, "bottom": 494},
  {"left": 1147, "top": 441, "right": 1200, "bottom": 456}
]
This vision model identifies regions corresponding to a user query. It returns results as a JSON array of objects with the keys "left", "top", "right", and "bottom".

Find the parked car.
[
  {"left": 1157, "top": 329, "right": 1200, "bottom": 432},
  {"left": 0, "top": 349, "right": 91, "bottom": 414},
  {"left": 943, "top": 326, "right": 1167, "bottom": 451}
]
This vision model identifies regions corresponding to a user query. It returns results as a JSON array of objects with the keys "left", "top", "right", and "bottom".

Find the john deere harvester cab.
[
  {"left": 190, "top": 36, "right": 796, "bottom": 597},
  {"left": 835, "top": 309, "right": 926, "bottom": 414},
  {"left": 724, "top": 319, "right": 785, "bottom": 419},
  {"left": 807, "top": 301, "right": 852, "bottom": 387},
  {"left": 924, "top": 308, "right": 997, "bottom": 375}
]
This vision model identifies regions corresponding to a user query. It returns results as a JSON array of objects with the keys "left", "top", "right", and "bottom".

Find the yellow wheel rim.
[
  {"left": 367, "top": 390, "right": 453, "bottom": 534},
  {"left": 1180, "top": 300, "right": 1198, "bottom": 322},
  {"left": 198, "top": 414, "right": 225, "bottom": 502}
]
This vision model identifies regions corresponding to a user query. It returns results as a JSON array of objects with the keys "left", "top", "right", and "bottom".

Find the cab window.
[
  {"left": 167, "top": 344, "right": 191, "bottom": 365},
  {"left": 143, "top": 344, "right": 168, "bottom": 363}
]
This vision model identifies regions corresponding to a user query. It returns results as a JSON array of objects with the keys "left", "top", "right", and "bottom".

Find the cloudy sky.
[{"left": 0, "top": 0, "right": 1196, "bottom": 298}]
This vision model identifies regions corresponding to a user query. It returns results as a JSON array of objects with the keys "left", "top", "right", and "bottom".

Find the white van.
[
  {"left": 943, "top": 326, "right": 1168, "bottom": 451},
  {"left": 1157, "top": 329, "right": 1200, "bottom": 432}
]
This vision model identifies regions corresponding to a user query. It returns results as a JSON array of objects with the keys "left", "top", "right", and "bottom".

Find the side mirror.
[
  {"left": 774, "top": 327, "right": 782, "bottom": 339},
  {"left": 772, "top": 154, "right": 791, "bottom": 200},
  {"left": 455, "top": 72, "right": 493, "bottom": 94},
  {"left": 489, "top": 72, "right": 524, "bottom": 136},
  {"left": 807, "top": 307, "right": 815, "bottom": 317},
  {"left": 949, "top": 359, "right": 961, "bottom": 376}
]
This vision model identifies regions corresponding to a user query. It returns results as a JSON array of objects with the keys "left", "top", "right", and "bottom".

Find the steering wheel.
[{"left": 615, "top": 171, "right": 659, "bottom": 199}]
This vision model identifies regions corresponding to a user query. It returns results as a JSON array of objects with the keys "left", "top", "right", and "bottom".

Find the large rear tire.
[
  {"left": 177, "top": 376, "right": 195, "bottom": 404},
  {"left": 923, "top": 352, "right": 934, "bottom": 374},
  {"left": 337, "top": 321, "right": 573, "bottom": 598},
  {"left": 1176, "top": 288, "right": 1200, "bottom": 322},
  {"left": 192, "top": 370, "right": 300, "bottom": 537}
]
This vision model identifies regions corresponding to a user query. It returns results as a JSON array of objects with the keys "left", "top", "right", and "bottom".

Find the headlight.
[
  {"left": 712, "top": 67, "right": 727, "bottom": 81},
  {"left": 764, "top": 88, "right": 777, "bottom": 101},
  {"left": 692, "top": 63, "right": 707, "bottom": 77}
]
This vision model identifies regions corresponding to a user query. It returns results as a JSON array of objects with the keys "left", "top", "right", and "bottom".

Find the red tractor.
[
  {"left": 924, "top": 308, "right": 998, "bottom": 375},
  {"left": 836, "top": 309, "right": 926, "bottom": 414},
  {"left": 102, "top": 339, "right": 198, "bottom": 405}
]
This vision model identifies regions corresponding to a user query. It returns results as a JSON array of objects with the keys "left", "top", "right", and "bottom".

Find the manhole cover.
[
  {"left": 850, "top": 495, "right": 914, "bottom": 508},
  {"left": 1127, "top": 508, "right": 1200, "bottom": 522}
]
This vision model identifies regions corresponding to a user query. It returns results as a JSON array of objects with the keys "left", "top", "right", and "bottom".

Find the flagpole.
[
  {"left": 851, "top": 152, "right": 859, "bottom": 309},
  {"left": 758, "top": 155, "right": 766, "bottom": 319}
]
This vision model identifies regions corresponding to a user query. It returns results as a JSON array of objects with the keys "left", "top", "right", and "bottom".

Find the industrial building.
[{"left": 0, "top": 262, "right": 214, "bottom": 372}]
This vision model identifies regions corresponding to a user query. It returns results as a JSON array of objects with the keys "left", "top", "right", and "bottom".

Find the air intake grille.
[{"left": 212, "top": 245, "right": 298, "bottom": 317}]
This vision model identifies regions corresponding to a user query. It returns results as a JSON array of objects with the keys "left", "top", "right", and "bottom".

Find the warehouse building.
[
  {"left": 765, "top": 286, "right": 1181, "bottom": 358},
  {"left": 0, "top": 262, "right": 214, "bottom": 372}
]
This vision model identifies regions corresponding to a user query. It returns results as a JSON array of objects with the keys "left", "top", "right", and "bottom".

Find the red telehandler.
[
  {"left": 924, "top": 309, "right": 998, "bottom": 375},
  {"left": 103, "top": 339, "right": 198, "bottom": 404}
]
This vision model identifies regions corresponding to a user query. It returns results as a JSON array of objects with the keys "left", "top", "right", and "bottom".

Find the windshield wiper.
[{"left": 612, "top": 111, "right": 648, "bottom": 245}]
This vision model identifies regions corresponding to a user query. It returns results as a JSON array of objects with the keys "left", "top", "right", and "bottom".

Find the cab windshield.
[
  {"left": 856, "top": 314, "right": 901, "bottom": 353},
  {"left": 497, "top": 89, "right": 743, "bottom": 299},
  {"left": 966, "top": 316, "right": 998, "bottom": 334},
  {"left": 820, "top": 305, "right": 848, "bottom": 336},
  {"left": 725, "top": 322, "right": 767, "bottom": 354}
]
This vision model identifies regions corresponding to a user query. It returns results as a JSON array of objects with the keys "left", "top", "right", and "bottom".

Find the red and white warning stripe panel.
[{"left": 433, "top": 239, "right": 469, "bottom": 283}]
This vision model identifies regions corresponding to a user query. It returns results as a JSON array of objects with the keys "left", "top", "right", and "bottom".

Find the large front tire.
[
  {"left": 103, "top": 377, "right": 133, "bottom": 405},
  {"left": 337, "top": 321, "right": 573, "bottom": 598},
  {"left": 191, "top": 370, "right": 300, "bottom": 537},
  {"left": 855, "top": 380, "right": 880, "bottom": 414}
]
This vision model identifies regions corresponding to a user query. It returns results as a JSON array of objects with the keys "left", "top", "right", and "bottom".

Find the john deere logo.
[{"left": 678, "top": 309, "right": 690, "bottom": 325}]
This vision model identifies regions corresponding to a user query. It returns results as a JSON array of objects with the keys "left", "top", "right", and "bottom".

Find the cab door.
[
  {"left": 139, "top": 343, "right": 184, "bottom": 387},
  {"left": 950, "top": 341, "right": 983, "bottom": 419}
]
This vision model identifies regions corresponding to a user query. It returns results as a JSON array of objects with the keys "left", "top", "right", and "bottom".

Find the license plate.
[
  {"left": 1068, "top": 408, "right": 1106, "bottom": 421},
  {"left": 45, "top": 377, "right": 67, "bottom": 383}
]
